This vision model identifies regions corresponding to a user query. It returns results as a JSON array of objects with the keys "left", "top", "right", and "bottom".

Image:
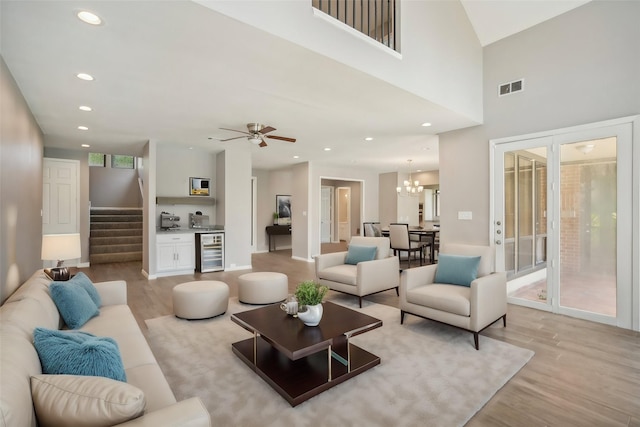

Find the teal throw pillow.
[
  {"left": 434, "top": 254, "right": 482, "bottom": 287},
  {"left": 50, "top": 281, "right": 99, "bottom": 329},
  {"left": 63, "top": 272, "right": 102, "bottom": 308},
  {"left": 33, "top": 328, "right": 127, "bottom": 382},
  {"left": 345, "top": 245, "right": 378, "bottom": 265}
]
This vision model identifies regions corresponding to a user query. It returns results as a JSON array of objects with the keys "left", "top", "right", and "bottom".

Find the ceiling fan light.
[{"left": 248, "top": 136, "right": 262, "bottom": 145}]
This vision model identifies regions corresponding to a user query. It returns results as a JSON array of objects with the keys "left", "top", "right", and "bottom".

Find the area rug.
[{"left": 145, "top": 295, "right": 533, "bottom": 426}]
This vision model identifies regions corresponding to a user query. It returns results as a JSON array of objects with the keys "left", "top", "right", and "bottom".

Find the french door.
[{"left": 492, "top": 120, "right": 633, "bottom": 328}]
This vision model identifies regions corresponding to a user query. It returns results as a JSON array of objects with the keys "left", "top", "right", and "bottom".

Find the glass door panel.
[
  {"left": 559, "top": 137, "right": 617, "bottom": 316},
  {"left": 500, "top": 147, "right": 549, "bottom": 305}
]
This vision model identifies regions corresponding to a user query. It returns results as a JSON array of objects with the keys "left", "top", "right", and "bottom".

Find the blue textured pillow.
[
  {"left": 434, "top": 254, "right": 482, "bottom": 287},
  {"left": 60, "top": 272, "right": 102, "bottom": 308},
  {"left": 33, "top": 328, "right": 126, "bottom": 382},
  {"left": 345, "top": 245, "right": 378, "bottom": 265},
  {"left": 50, "top": 282, "right": 99, "bottom": 329}
]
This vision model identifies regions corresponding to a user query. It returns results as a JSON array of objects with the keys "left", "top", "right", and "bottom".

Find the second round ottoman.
[
  {"left": 173, "top": 280, "right": 229, "bottom": 320},
  {"left": 238, "top": 272, "right": 288, "bottom": 304}
]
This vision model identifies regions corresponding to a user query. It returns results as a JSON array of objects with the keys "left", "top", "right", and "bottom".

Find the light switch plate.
[{"left": 458, "top": 211, "right": 473, "bottom": 220}]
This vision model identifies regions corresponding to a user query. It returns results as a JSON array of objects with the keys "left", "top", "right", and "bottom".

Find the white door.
[
  {"left": 492, "top": 120, "right": 633, "bottom": 328},
  {"left": 320, "top": 186, "right": 333, "bottom": 243},
  {"left": 337, "top": 187, "right": 351, "bottom": 242},
  {"left": 43, "top": 158, "right": 79, "bottom": 234}
]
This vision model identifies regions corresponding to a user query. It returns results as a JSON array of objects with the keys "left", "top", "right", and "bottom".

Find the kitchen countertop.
[{"left": 156, "top": 228, "right": 224, "bottom": 234}]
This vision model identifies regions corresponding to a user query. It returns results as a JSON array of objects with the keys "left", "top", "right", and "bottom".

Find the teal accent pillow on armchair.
[
  {"left": 345, "top": 245, "right": 378, "bottom": 265},
  {"left": 434, "top": 254, "right": 482, "bottom": 287}
]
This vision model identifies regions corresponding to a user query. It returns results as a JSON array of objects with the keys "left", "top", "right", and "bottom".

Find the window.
[
  {"left": 88, "top": 153, "right": 105, "bottom": 167},
  {"left": 111, "top": 155, "right": 135, "bottom": 169}
]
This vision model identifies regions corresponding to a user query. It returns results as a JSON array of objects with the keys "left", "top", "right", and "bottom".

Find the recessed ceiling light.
[
  {"left": 324, "top": 148, "right": 331, "bottom": 151},
  {"left": 77, "top": 11, "right": 102, "bottom": 25},
  {"left": 76, "top": 73, "right": 94, "bottom": 81},
  {"left": 364, "top": 137, "right": 373, "bottom": 141},
  {"left": 293, "top": 155, "right": 299, "bottom": 159},
  {"left": 81, "top": 144, "right": 90, "bottom": 148},
  {"left": 421, "top": 122, "right": 432, "bottom": 127},
  {"left": 79, "top": 105, "right": 92, "bottom": 112},
  {"left": 77, "top": 126, "right": 89, "bottom": 131}
]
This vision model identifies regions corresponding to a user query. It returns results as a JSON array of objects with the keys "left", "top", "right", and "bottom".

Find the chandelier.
[{"left": 396, "top": 160, "right": 423, "bottom": 196}]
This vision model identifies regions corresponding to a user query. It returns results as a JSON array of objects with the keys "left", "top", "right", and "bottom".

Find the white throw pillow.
[{"left": 31, "top": 374, "right": 146, "bottom": 427}]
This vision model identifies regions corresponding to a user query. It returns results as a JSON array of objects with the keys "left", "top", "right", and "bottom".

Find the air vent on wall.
[{"left": 498, "top": 79, "right": 524, "bottom": 97}]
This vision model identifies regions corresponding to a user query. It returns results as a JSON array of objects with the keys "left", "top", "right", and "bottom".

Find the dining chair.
[
  {"left": 363, "top": 222, "right": 382, "bottom": 237},
  {"left": 388, "top": 223, "right": 424, "bottom": 268}
]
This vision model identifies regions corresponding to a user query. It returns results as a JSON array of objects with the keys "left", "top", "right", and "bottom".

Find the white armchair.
[
  {"left": 399, "top": 243, "right": 507, "bottom": 350},
  {"left": 315, "top": 236, "right": 400, "bottom": 307}
]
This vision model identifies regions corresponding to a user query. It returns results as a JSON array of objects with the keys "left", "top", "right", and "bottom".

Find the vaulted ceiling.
[{"left": 1, "top": 1, "right": 589, "bottom": 173}]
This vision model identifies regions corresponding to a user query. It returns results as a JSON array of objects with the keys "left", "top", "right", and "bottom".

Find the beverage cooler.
[{"left": 196, "top": 232, "right": 224, "bottom": 272}]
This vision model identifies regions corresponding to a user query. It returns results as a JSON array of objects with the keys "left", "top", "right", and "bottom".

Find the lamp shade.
[{"left": 41, "top": 233, "right": 81, "bottom": 262}]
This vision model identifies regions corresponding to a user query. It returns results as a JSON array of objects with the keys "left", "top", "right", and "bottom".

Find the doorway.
[
  {"left": 320, "top": 178, "right": 363, "bottom": 254},
  {"left": 320, "top": 186, "right": 334, "bottom": 243},
  {"left": 492, "top": 118, "right": 634, "bottom": 328},
  {"left": 336, "top": 187, "right": 351, "bottom": 242}
]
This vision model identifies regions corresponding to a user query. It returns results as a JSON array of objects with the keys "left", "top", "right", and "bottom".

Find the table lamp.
[{"left": 41, "top": 233, "right": 81, "bottom": 281}]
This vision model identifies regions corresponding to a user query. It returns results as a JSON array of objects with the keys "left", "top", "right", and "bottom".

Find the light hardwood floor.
[{"left": 82, "top": 250, "right": 640, "bottom": 426}]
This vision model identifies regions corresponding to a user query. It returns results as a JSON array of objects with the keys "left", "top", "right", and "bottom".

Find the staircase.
[{"left": 90, "top": 208, "right": 143, "bottom": 264}]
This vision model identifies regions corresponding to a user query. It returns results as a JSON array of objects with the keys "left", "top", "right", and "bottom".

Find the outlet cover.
[{"left": 458, "top": 211, "right": 473, "bottom": 220}]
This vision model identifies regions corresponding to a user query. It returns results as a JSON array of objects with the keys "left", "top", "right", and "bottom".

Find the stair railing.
[{"left": 313, "top": 0, "right": 397, "bottom": 51}]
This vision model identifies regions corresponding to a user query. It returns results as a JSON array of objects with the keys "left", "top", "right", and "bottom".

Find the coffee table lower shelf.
[{"left": 231, "top": 336, "right": 380, "bottom": 406}]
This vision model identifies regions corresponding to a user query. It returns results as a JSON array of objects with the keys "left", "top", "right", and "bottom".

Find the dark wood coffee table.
[{"left": 231, "top": 301, "right": 382, "bottom": 406}]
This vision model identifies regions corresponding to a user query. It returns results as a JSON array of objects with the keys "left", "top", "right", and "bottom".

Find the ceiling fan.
[{"left": 218, "top": 123, "right": 296, "bottom": 147}]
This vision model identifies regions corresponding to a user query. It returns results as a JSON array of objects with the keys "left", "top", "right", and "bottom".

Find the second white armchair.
[{"left": 399, "top": 243, "right": 507, "bottom": 350}]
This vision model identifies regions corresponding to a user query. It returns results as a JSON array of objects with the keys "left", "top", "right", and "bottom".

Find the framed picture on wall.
[
  {"left": 276, "top": 195, "right": 291, "bottom": 225},
  {"left": 189, "top": 177, "right": 210, "bottom": 196}
]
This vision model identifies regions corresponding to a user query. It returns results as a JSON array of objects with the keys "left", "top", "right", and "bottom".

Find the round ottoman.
[
  {"left": 238, "top": 272, "right": 288, "bottom": 304},
  {"left": 173, "top": 280, "right": 229, "bottom": 320}
]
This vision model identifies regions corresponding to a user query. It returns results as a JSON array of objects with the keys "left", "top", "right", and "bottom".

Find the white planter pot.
[{"left": 297, "top": 303, "right": 323, "bottom": 326}]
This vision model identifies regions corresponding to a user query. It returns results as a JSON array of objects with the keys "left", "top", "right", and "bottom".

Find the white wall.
[
  {"left": 0, "top": 56, "right": 44, "bottom": 303},
  {"left": 156, "top": 146, "right": 217, "bottom": 228},
  {"left": 89, "top": 165, "right": 142, "bottom": 208},
  {"left": 195, "top": 0, "right": 482, "bottom": 124},
  {"left": 219, "top": 146, "right": 252, "bottom": 270},
  {"left": 440, "top": 0, "right": 640, "bottom": 246}
]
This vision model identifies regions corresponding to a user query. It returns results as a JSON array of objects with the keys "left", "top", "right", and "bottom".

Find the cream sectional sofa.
[{"left": 0, "top": 270, "right": 211, "bottom": 427}]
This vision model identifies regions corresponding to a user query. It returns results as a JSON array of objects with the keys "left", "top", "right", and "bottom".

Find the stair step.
[
  {"left": 91, "top": 243, "right": 142, "bottom": 255},
  {"left": 90, "top": 208, "right": 142, "bottom": 216},
  {"left": 90, "top": 252, "right": 142, "bottom": 264},
  {"left": 90, "top": 229, "right": 142, "bottom": 238},
  {"left": 91, "top": 222, "right": 142, "bottom": 230},
  {"left": 91, "top": 215, "right": 143, "bottom": 223},
  {"left": 90, "top": 236, "right": 142, "bottom": 245}
]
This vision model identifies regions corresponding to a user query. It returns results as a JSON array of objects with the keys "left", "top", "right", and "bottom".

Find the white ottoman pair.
[
  {"left": 238, "top": 272, "right": 288, "bottom": 304},
  {"left": 173, "top": 280, "right": 229, "bottom": 320}
]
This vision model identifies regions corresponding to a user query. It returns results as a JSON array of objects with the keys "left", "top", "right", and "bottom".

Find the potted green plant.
[
  {"left": 272, "top": 212, "right": 279, "bottom": 225},
  {"left": 294, "top": 281, "right": 329, "bottom": 326}
]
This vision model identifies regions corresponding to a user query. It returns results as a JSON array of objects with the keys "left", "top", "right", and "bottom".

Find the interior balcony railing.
[{"left": 313, "top": 0, "right": 398, "bottom": 51}]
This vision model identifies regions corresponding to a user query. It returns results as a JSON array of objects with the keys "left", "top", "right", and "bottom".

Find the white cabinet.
[{"left": 156, "top": 233, "right": 195, "bottom": 276}]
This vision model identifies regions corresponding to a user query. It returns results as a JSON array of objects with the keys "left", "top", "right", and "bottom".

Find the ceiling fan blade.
[
  {"left": 219, "top": 127, "right": 250, "bottom": 135},
  {"left": 266, "top": 135, "right": 296, "bottom": 143},
  {"left": 259, "top": 141, "right": 268, "bottom": 148},
  {"left": 260, "top": 126, "right": 276, "bottom": 134},
  {"left": 220, "top": 135, "right": 246, "bottom": 142}
]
